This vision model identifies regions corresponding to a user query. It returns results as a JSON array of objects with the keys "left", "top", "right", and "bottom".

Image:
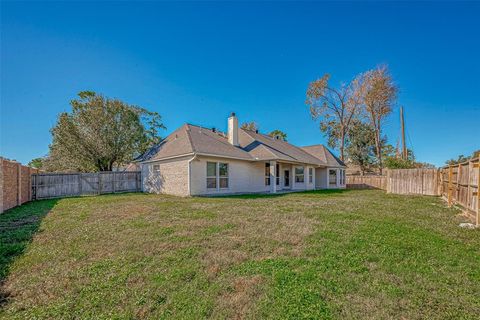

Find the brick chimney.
[{"left": 228, "top": 112, "right": 239, "bottom": 146}]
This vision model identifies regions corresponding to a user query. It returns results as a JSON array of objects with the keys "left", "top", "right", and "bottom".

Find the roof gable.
[
  {"left": 301, "top": 145, "right": 346, "bottom": 167},
  {"left": 239, "top": 129, "right": 324, "bottom": 165}
]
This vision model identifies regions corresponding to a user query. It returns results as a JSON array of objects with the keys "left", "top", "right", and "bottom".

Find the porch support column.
[
  {"left": 270, "top": 160, "right": 277, "bottom": 193},
  {"left": 336, "top": 168, "right": 340, "bottom": 188}
]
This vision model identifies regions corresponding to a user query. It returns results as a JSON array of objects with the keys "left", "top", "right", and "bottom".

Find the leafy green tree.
[
  {"left": 28, "top": 157, "right": 44, "bottom": 169},
  {"left": 268, "top": 129, "right": 287, "bottom": 141},
  {"left": 345, "top": 121, "right": 376, "bottom": 175},
  {"left": 445, "top": 150, "right": 479, "bottom": 165},
  {"left": 46, "top": 91, "right": 165, "bottom": 172}
]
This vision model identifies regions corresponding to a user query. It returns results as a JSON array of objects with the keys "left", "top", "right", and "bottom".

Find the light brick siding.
[
  {"left": 190, "top": 156, "right": 269, "bottom": 195},
  {"left": 141, "top": 156, "right": 324, "bottom": 197},
  {"left": 141, "top": 156, "right": 191, "bottom": 197},
  {"left": 190, "top": 156, "right": 316, "bottom": 195}
]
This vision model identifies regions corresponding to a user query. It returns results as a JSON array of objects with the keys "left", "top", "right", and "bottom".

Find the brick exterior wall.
[
  {"left": 0, "top": 158, "right": 39, "bottom": 213},
  {"left": 142, "top": 156, "right": 191, "bottom": 197}
]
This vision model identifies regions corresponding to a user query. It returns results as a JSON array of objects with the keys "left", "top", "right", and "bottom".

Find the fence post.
[
  {"left": 78, "top": 173, "right": 82, "bottom": 196},
  {"left": 474, "top": 161, "right": 480, "bottom": 226},
  {"left": 98, "top": 173, "right": 102, "bottom": 195},
  {"left": 31, "top": 173, "right": 36, "bottom": 201},
  {"left": 16, "top": 162, "right": 21, "bottom": 206},
  {"left": 477, "top": 163, "right": 480, "bottom": 226},
  {"left": 447, "top": 166, "right": 453, "bottom": 206}
]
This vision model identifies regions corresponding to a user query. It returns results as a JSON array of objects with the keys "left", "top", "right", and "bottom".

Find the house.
[{"left": 137, "top": 113, "right": 346, "bottom": 196}]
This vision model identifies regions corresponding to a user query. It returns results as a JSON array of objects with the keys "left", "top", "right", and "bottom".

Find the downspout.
[{"left": 187, "top": 154, "right": 197, "bottom": 196}]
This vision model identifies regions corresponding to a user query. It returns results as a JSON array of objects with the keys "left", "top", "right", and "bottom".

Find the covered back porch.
[{"left": 264, "top": 160, "right": 316, "bottom": 193}]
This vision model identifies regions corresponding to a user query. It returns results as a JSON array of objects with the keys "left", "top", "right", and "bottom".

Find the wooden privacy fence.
[
  {"left": 32, "top": 171, "right": 142, "bottom": 200},
  {"left": 347, "top": 163, "right": 479, "bottom": 224},
  {"left": 386, "top": 168, "right": 440, "bottom": 196},
  {"left": 347, "top": 169, "right": 440, "bottom": 195},
  {"left": 346, "top": 175, "right": 386, "bottom": 190},
  {"left": 440, "top": 157, "right": 479, "bottom": 224}
]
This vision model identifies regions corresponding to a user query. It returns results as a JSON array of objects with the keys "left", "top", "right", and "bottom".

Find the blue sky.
[{"left": 1, "top": 1, "right": 479, "bottom": 167}]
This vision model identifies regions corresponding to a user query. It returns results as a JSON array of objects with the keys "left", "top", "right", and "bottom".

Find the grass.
[{"left": 0, "top": 190, "right": 479, "bottom": 319}]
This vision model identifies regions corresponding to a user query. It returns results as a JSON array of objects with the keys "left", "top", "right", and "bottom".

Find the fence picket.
[{"left": 31, "top": 171, "right": 141, "bottom": 200}]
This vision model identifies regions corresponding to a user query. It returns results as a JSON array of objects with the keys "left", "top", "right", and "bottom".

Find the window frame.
[
  {"left": 206, "top": 162, "right": 217, "bottom": 189},
  {"left": 206, "top": 161, "right": 230, "bottom": 190},
  {"left": 329, "top": 169, "right": 337, "bottom": 186},
  {"left": 309, "top": 167, "right": 313, "bottom": 183},
  {"left": 219, "top": 162, "right": 229, "bottom": 189},
  {"left": 276, "top": 163, "right": 280, "bottom": 186},
  {"left": 265, "top": 163, "right": 271, "bottom": 186},
  {"left": 295, "top": 166, "right": 305, "bottom": 183}
]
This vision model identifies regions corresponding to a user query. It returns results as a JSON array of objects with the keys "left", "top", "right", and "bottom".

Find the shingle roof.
[
  {"left": 301, "top": 145, "right": 346, "bottom": 167},
  {"left": 239, "top": 129, "right": 324, "bottom": 165},
  {"left": 187, "top": 124, "right": 253, "bottom": 160},
  {"left": 136, "top": 124, "right": 253, "bottom": 162},
  {"left": 138, "top": 123, "right": 343, "bottom": 167}
]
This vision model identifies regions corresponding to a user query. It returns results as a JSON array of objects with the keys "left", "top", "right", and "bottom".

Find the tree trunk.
[
  {"left": 340, "top": 130, "right": 345, "bottom": 161},
  {"left": 375, "top": 130, "right": 382, "bottom": 175}
]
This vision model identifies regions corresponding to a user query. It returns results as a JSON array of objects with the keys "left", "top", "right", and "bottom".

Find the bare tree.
[
  {"left": 306, "top": 73, "right": 365, "bottom": 161},
  {"left": 362, "top": 65, "right": 398, "bottom": 174}
]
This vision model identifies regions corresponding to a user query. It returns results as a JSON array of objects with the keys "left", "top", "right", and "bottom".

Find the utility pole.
[{"left": 400, "top": 106, "right": 407, "bottom": 160}]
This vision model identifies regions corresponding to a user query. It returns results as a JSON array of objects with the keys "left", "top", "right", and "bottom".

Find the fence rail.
[{"left": 32, "top": 171, "right": 142, "bottom": 200}]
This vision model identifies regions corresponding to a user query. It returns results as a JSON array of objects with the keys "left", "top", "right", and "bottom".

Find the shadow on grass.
[
  {"left": 0, "top": 199, "right": 58, "bottom": 306},
  {"left": 214, "top": 188, "right": 353, "bottom": 199}
]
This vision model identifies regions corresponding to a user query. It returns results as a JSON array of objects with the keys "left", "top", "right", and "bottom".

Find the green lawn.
[{"left": 1, "top": 190, "right": 479, "bottom": 319}]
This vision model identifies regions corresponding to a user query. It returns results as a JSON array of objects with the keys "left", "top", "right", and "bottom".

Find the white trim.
[
  {"left": 205, "top": 160, "right": 230, "bottom": 192},
  {"left": 140, "top": 153, "right": 195, "bottom": 164}
]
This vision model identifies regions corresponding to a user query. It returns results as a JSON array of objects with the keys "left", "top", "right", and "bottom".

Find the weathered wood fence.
[
  {"left": 346, "top": 175, "right": 386, "bottom": 190},
  {"left": 386, "top": 168, "right": 440, "bottom": 196},
  {"left": 347, "top": 169, "right": 440, "bottom": 195},
  {"left": 347, "top": 162, "right": 480, "bottom": 224},
  {"left": 32, "top": 171, "right": 142, "bottom": 200},
  {"left": 440, "top": 157, "right": 479, "bottom": 224}
]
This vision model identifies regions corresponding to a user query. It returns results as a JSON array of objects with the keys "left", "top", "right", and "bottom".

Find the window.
[
  {"left": 340, "top": 169, "right": 345, "bottom": 185},
  {"left": 295, "top": 166, "right": 304, "bottom": 183},
  {"left": 207, "top": 162, "right": 217, "bottom": 189},
  {"left": 276, "top": 164, "right": 280, "bottom": 185},
  {"left": 219, "top": 163, "right": 229, "bottom": 189},
  {"left": 309, "top": 168, "right": 313, "bottom": 183},
  {"left": 265, "top": 163, "right": 270, "bottom": 186},
  {"left": 207, "top": 162, "right": 229, "bottom": 190},
  {"left": 329, "top": 169, "right": 337, "bottom": 186},
  {"left": 152, "top": 164, "right": 160, "bottom": 172}
]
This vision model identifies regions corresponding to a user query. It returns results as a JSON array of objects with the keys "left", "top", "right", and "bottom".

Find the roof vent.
[
  {"left": 212, "top": 127, "right": 216, "bottom": 133},
  {"left": 255, "top": 129, "right": 259, "bottom": 134}
]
